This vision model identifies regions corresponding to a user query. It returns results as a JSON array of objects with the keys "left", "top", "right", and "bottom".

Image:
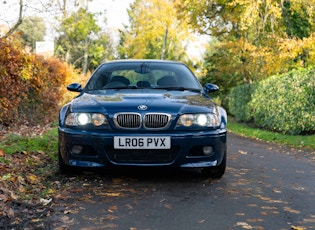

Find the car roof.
[{"left": 101, "top": 59, "right": 186, "bottom": 65}]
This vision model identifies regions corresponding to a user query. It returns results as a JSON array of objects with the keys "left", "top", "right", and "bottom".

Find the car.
[{"left": 58, "top": 59, "right": 227, "bottom": 177}]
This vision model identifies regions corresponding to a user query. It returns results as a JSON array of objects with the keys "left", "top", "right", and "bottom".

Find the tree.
[
  {"left": 1, "top": 0, "right": 23, "bottom": 39},
  {"left": 118, "top": 0, "right": 193, "bottom": 63},
  {"left": 282, "top": 0, "right": 312, "bottom": 39},
  {"left": 16, "top": 16, "right": 46, "bottom": 51},
  {"left": 56, "top": 7, "right": 114, "bottom": 73},
  {"left": 179, "top": 0, "right": 315, "bottom": 93}
]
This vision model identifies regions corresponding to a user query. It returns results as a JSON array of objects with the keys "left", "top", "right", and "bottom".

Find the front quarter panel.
[
  {"left": 218, "top": 106, "right": 227, "bottom": 130},
  {"left": 59, "top": 103, "right": 71, "bottom": 127}
]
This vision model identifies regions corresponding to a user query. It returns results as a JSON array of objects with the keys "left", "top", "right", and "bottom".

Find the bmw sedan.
[{"left": 58, "top": 60, "right": 227, "bottom": 177}]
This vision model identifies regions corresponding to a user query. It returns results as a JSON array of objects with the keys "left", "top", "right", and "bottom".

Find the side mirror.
[
  {"left": 67, "top": 83, "right": 82, "bottom": 92},
  {"left": 204, "top": 83, "right": 219, "bottom": 93}
]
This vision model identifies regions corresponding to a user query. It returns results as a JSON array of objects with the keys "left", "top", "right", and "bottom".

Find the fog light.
[
  {"left": 203, "top": 146, "right": 214, "bottom": 156},
  {"left": 71, "top": 145, "right": 83, "bottom": 154}
]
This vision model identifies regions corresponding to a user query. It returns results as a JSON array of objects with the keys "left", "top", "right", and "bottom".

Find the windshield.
[{"left": 84, "top": 61, "right": 202, "bottom": 91}]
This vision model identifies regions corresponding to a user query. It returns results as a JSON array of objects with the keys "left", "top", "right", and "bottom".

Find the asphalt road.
[{"left": 50, "top": 133, "right": 315, "bottom": 230}]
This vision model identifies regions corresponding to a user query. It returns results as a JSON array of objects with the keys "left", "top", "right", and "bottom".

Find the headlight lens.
[
  {"left": 65, "top": 113, "right": 107, "bottom": 126},
  {"left": 92, "top": 113, "right": 106, "bottom": 126},
  {"left": 77, "top": 113, "right": 90, "bottom": 125},
  {"left": 178, "top": 113, "right": 220, "bottom": 127}
]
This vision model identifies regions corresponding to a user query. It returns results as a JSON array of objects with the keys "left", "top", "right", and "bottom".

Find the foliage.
[
  {"left": 179, "top": 0, "right": 315, "bottom": 93},
  {"left": 56, "top": 7, "right": 114, "bottom": 73},
  {"left": 250, "top": 68, "right": 315, "bottom": 135},
  {"left": 118, "top": 0, "right": 193, "bottom": 64},
  {"left": 282, "top": 1, "right": 312, "bottom": 39},
  {"left": 202, "top": 34, "right": 315, "bottom": 93},
  {"left": 228, "top": 84, "right": 257, "bottom": 122},
  {"left": 18, "top": 56, "right": 75, "bottom": 123},
  {"left": 0, "top": 38, "right": 78, "bottom": 126},
  {"left": 0, "top": 39, "right": 30, "bottom": 124},
  {"left": 229, "top": 68, "right": 315, "bottom": 135},
  {"left": 16, "top": 16, "right": 47, "bottom": 51}
]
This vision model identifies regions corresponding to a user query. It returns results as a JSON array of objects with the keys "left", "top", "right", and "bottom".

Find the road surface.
[{"left": 50, "top": 133, "right": 315, "bottom": 230}]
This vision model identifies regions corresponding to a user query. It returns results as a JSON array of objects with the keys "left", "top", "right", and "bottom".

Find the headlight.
[
  {"left": 77, "top": 113, "right": 90, "bottom": 125},
  {"left": 178, "top": 113, "right": 220, "bottom": 127},
  {"left": 65, "top": 113, "right": 107, "bottom": 126}
]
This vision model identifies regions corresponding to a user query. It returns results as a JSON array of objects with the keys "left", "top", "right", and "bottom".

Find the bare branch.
[{"left": 3, "top": 0, "right": 23, "bottom": 39}]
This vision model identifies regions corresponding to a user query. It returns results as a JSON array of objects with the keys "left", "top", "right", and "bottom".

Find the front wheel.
[
  {"left": 58, "top": 150, "right": 74, "bottom": 174},
  {"left": 201, "top": 152, "right": 226, "bottom": 178}
]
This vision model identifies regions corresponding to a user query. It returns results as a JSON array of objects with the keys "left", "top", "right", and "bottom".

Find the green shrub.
[
  {"left": 229, "top": 83, "right": 257, "bottom": 122},
  {"left": 250, "top": 68, "right": 315, "bottom": 135}
]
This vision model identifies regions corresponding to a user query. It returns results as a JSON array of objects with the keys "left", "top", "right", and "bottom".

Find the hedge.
[
  {"left": 228, "top": 83, "right": 257, "bottom": 122},
  {"left": 229, "top": 68, "right": 315, "bottom": 135},
  {"left": 0, "top": 39, "right": 78, "bottom": 126}
]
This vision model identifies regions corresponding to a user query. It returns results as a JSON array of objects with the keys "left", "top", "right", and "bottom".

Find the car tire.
[
  {"left": 201, "top": 152, "right": 226, "bottom": 178},
  {"left": 58, "top": 150, "right": 73, "bottom": 174}
]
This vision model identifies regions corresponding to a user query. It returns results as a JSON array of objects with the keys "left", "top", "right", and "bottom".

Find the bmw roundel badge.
[{"left": 138, "top": 105, "right": 148, "bottom": 110}]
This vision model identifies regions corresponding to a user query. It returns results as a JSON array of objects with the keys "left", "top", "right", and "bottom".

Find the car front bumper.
[{"left": 58, "top": 127, "right": 227, "bottom": 169}]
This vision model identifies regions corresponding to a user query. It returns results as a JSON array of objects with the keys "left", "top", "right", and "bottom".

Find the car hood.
[{"left": 69, "top": 90, "right": 216, "bottom": 114}]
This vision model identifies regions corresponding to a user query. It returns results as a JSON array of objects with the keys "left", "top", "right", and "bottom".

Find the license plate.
[{"left": 114, "top": 136, "right": 171, "bottom": 149}]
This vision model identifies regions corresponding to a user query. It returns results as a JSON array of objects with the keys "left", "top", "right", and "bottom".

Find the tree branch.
[{"left": 3, "top": 0, "right": 23, "bottom": 39}]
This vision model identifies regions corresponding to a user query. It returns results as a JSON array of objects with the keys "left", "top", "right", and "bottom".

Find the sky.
[
  {"left": 89, "top": 0, "right": 134, "bottom": 30},
  {"left": 0, "top": 0, "right": 134, "bottom": 32},
  {"left": 0, "top": 0, "right": 206, "bottom": 60}
]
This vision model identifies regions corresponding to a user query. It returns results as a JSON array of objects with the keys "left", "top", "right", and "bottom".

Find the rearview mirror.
[
  {"left": 67, "top": 83, "right": 82, "bottom": 92},
  {"left": 204, "top": 83, "right": 219, "bottom": 93}
]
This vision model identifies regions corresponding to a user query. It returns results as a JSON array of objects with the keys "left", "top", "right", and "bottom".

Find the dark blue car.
[{"left": 58, "top": 60, "right": 227, "bottom": 177}]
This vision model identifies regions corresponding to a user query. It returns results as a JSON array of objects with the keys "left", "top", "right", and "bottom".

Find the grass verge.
[
  {"left": 228, "top": 117, "right": 315, "bottom": 150},
  {"left": 0, "top": 126, "right": 59, "bottom": 197}
]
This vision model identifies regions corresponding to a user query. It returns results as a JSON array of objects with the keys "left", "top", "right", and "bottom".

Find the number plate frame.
[{"left": 114, "top": 136, "right": 171, "bottom": 149}]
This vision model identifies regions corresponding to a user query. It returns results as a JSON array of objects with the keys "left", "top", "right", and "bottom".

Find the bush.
[
  {"left": 0, "top": 39, "right": 30, "bottom": 124},
  {"left": 0, "top": 38, "right": 78, "bottom": 127},
  {"left": 229, "top": 83, "right": 257, "bottom": 122},
  {"left": 18, "top": 56, "right": 78, "bottom": 124},
  {"left": 250, "top": 68, "right": 315, "bottom": 135}
]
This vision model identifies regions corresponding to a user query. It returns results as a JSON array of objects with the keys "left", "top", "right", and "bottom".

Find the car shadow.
[{"left": 58, "top": 166, "right": 219, "bottom": 184}]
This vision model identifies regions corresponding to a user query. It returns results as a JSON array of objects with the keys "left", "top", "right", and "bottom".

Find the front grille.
[
  {"left": 114, "top": 113, "right": 141, "bottom": 128},
  {"left": 105, "top": 147, "right": 180, "bottom": 164},
  {"left": 114, "top": 112, "right": 171, "bottom": 129},
  {"left": 144, "top": 113, "right": 171, "bottom": 129}
]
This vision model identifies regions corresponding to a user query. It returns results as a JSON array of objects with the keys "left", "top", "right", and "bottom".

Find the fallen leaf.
[
  {"left": 236, "top": 213, "right": 246, "bottom": 216},
  {"left": 164, "top": 204, "right": 172, "bottom": 209},
  {"left": 125, "top": 204, "right": 133, "bottom": 209},
  {"left": 273, "top": 188, "right": 281, "bottom": 193},
  {"left": 31, "top": 218, "right": 41, "bottom": 223},
  {"left": 291, "top": 226, "right": 306, "bottom": 230},
  {"left": 40, "top": 198, "right": 52, "bottom": 206},
  {"left": 28, "top": 174, "right": 37, "bottom": 182},
  {"left": 108, "top": 206, "right": 118, "bottom": 213},
  {"left": 2, "top": 173, "right": 11, "bottom": 181},
  {"left": 284, "top": 207, "right": 301, "bottom": 214},
  {"left": 247, "top": 204, "right": 258, "bottom": 207},
  {"left": 238, "top": 150, "right": 248, "bottom": 155},
  {"left": 64, "top": 209, "right": 79, "bottom": 214},
  {"left": 246, "top": 218, "right": 264, "bottom": 223},
  {"left": 236, "top": 222, "right": 253, "bottom": 229},
  {"left": 61, "top": 216, "right": 75, "bottom": 225},
  {"left": 0, "top": 149, "right": 5, "bottom": 157},
  {"left": 105, "top": 192, "right": 121, "bottom": 197}
]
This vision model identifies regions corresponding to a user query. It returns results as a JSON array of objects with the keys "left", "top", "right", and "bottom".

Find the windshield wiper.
[
  {"left": 103, "top": 85, "right": 137, "bottom": 90},
  {"left": 155, "top": 86, "right": 201, "bottom": 92}
]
